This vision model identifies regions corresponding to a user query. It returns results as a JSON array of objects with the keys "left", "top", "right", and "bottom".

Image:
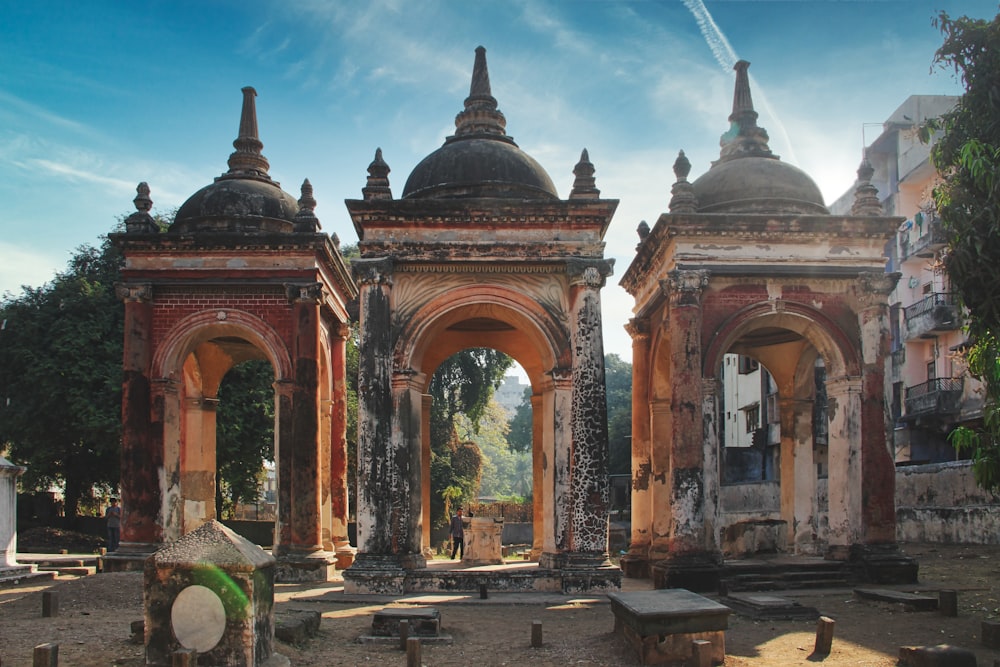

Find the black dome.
[
  {"left": 692, "top": 157, "right": 827, "bottom": 214},
  {"left": 172, "top": 177, "right": 300, "bottom": 234},
  {"left": 403, "top": 136, "right": 558, "bottom": 200}
]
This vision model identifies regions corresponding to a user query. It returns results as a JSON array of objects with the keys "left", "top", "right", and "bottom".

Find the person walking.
[
  {"left": 449, "top": 508, "right": 465, "bottom": 560},
  {"left": 105, "top": 497, "right": 121, "bottom": 552}
]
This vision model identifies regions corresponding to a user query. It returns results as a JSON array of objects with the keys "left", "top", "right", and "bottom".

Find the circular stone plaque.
[{"left": 171, "top": 585, "right": 226, "bottom": 652}]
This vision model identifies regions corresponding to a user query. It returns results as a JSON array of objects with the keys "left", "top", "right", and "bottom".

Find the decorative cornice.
[
  {"left": 566, "top": 258, "right": 615, "bottom": 288},
  {"left": 663, "top": 269, "right": 710, "bottom": 306},
  {"left": 625, "top": 317, "right": 650, "bottom": 341},
  {"left": 352, "top": 258, "right": 394, "bottom": 286}
]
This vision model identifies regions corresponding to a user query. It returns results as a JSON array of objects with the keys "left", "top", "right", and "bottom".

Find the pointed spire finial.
[
  {"left": 294, "top": 179, "right": 321, "bottom": 232},
  {"left": 715, "top": 61, "right": 776, "bottom": 164},
  {"left": 851, "top": 154, "right": 882, "bottom": 216},
  {"left": 453, "top": 46, "right": 509, "bottom": 139},
  {"left": 221, "top": 87, "right": 274, "bottom": 182},
  {"left": 362, "top": 147, "right": 393, "bottom": 200},
  {"left": 570, "top": 148, "right": 600, "bottom": 199}
]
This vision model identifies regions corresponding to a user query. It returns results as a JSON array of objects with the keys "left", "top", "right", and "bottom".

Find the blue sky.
[{"left": 2, "top": 0, "right": 996, "bottom": 364}]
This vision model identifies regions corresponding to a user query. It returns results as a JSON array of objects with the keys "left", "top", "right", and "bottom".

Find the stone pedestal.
[
  {"left": 609, "top": 589, "right": 730, "bottom": 665},
  {"left": 463, "top": 517, "right": 503, "bottom": 565},
  {"left": 144, "top": 520, "right": 287, "bottom": 666},
  {"left": 651, "top": 552, "right": 723, "bottom": 593},
  {"left": 849, "top": 543, "right": 918, "bottom": 584},
  {"left": 0, "top": 456, "right": 46, "bottom": 584}
]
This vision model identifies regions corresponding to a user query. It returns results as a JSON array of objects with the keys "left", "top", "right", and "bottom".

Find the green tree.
[
  {"left": 0, "top": 238, "right": 125, "bottom": 519},
  {"left": 215, "top": 360, "right": 274, "bottom": 518},
  {"left": 605, "top": 353, "right": 633, "bottom": 475},
  {"left": 507, "top": 386, "right": 533, "bottom": 453},
  {"left": 458, "top": 400, "right": 531, "bottom": 500},
  {"left": 428, "top": 349, "right": 513, "bottom": 527},
  {"left": 927, "top": 8, "right": 1000, "bottom": 490}
]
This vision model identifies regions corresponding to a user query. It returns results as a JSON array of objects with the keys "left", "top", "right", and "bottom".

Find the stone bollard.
[
  {"left": 690, "top": 639, "right": 712, "bottom": 667},
  {"left": 406, "top": 637, "right": 421, "bottom": 667},
  {"left": 398, "top": 619, "right": 409, "bottom": 650},
  {"left": 814, "top": 616, "right": 835, "bottom": 655},
  {"left": 531, "top": 620, "right": 543, "bottom": 648},
  {"left": 171, "top": 649, "right": 197, "bottom": 667},
  {"left": 32, "top": 643, "right": 58, "bottom": 667},
  {"left": 983, "top": 619, "right": 1000, "bottom": 649},
  {"left": 41, "top": 592, "right": 58, "bottom": 618},
  {"left": 939, "top": 590, "right": 958, "bottom": 617}
]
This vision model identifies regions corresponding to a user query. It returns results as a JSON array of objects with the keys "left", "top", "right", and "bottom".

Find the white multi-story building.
[{"left": 831, "top": 95, "right": 982, "bottom": 464}]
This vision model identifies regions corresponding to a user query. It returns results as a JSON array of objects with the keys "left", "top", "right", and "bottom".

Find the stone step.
[
  {"left": 722, "top": 593, "right": 821, "bottom": 620},
  {"left": 853, "top": 588, "right": 939, "bottom": 612}
]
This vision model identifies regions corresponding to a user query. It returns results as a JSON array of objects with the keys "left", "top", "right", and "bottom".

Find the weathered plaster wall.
[{"left": 896, "top": 461, "right": 1000, "bottom": 544}]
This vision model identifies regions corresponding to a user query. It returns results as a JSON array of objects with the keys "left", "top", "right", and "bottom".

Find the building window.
[
  {"left": 738, "top": 356, "right": 759, "bottom": 374},
  {"left": 743, "top": 403, "right": 760, "bottom": 432}
]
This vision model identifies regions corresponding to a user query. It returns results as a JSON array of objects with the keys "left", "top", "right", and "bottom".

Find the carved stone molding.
[
  {"left": 625, "top": 318, "right": 650, "bottom": 341},
  {"left": 662, "top": 269, "right": 710, "bottom": 306},
  {"left": 352, "top": 258, "right": 395, "bottom": 286},
  {"left": 566, "top": 258, "right": 614, "bottom": 288},
  {"left": 857, "top": 271, "right": 900, "bottom": 309},
  {"left": 285, "top": 282, "right": 325, "bottom": 304},
  {"left": 115, "top": 282, "right": 153, "bottom": 303}
]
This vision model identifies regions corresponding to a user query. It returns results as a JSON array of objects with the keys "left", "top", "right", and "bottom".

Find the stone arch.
[
  {"left": 703, "top": 300, "right": 863, "bottom": 555},
  {"left": 398, "top": 285, "right": 568, "bottom": 386},
  {"left": 153, "top": 309, "right": 292, "bottom": 382}
]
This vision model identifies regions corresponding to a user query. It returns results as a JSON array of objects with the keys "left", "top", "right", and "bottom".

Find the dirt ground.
[{"left": 1, "top": 542, "right": 998, "bottom": 667}]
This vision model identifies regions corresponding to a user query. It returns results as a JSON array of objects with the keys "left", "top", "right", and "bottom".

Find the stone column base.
[
  {"left": 538, "top": 550, "right": 612, "bottom": 570},
  {"left": 849, "top": 543, "right": 919, "bottom": 584},
  {"left": 651, "top": 551, "right": 723, "bottom": 592},
  {"left": 342, "top": 553, "right": 426, "bottom": 595},
  {"left": 334, "top": 542, "right": 357, "bottom": 570},
  {"left": 619, "top": 554, "right": 650, "bottom": 579},
  {"left": 274, "top": 550, "right": 336, "bottom": 583},
  {"left": 103, "top": 542, "right": 161, "bottom": 572}
]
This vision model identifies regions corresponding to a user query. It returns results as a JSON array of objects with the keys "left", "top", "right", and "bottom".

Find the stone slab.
[
  {"left": 898, "top": 644, "right": 977, "bottom": 667},
  {"left": 854, "top": 588, "right": 938, "bottom": 612},
  {"left": 722, "top": 593, "right": 820, "bottom": 620},
  {"left": 609, "top": 589, "right": 731, "bottom": 637},
  {"left": 372, "top": 607, "right": 441, "bottom": 637}
]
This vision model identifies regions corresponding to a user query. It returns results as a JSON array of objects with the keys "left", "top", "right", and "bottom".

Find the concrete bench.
[{"left": 608, "top": 589, "right": 731, "bottom": 665}]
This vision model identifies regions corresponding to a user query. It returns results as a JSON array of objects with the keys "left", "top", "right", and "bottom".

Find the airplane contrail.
[{"left": 681, "top": 0, "right": 800, "bottom": 165}]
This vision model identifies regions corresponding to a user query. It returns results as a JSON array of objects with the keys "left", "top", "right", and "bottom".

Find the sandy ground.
[{"left": 1, "top": 543, "right": 998, "bottom": 666}]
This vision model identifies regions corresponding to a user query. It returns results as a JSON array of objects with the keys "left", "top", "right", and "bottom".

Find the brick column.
[
  {"left": 113, "top": 282, "right": 162, "bottom": 561},
  {"left": 330, "top": 323, "right": 354, "bottom": 567}
]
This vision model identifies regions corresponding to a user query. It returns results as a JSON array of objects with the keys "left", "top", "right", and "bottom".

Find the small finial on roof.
[
  {"left": 669, "top": 151, "right": 698, "bottom": 213},
  {"left": 294, "top": 178, "right": 321, "bottom": 232},
  {"left": 454, "top": 47, "right": 508, "bottom": 138},
  {"left": 222, "top": 87, "right": 274, "bottom": 182},
  {"left": 716, "top": 61, "right": 775, "bottom": 164},
  {"left": 851, "top": 154, "right": 882, "bottom": 216},
  {"left": 637, "top": 220, "right": 650, "bottom": 240},
  {"left": 362, "top": 147, "right": 393, "bottom": 200},
  {"left": 570, "top": 148, "right": 600, "bottom": 199},
  {"left": 125, "top": 182, "right": 158, "bottom": 233}
]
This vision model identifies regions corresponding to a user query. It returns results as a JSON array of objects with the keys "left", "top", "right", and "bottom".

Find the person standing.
[
  {"left": 105, "top": 497, "right": 121, "bottom": 552},
  {"left": 449, "top": 508, "right": 464, "bottom": 560}
]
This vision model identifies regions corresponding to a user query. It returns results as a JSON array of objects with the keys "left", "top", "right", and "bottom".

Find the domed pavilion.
[
  {"left": 620, "top": 61, "right": 917, "bottom": 589},
  {"left": 344, "top": 46, "right": 621, "bottom": 594}
]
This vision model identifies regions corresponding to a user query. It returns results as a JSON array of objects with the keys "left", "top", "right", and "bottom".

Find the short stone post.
[
  {"left": 531, "top": 620, "right": 543, "bottom": 648},
  {"left": 479, "top": 583, "right": 488, "bottom": 599},
  {"left": 41, "top": 592, "right": 58, "bottom": 617},
  {"left": 171, "top": 649, "right": 197, "bottom": 667},
  {"left": 690, "top": 639, "right": 712, "bottom": 667},
  {"left": 406, "top": 637, "right": 421, "bottom": 667},
  {"left": 939, "top": 590, "right": 958, "bottom": 617},
  {"left": 398, "top": 619, "right": 409, "bottom": 650},
  {"left": 983, "top": 619, "right": 1000, "bottom": 649},
  {"left": 32, "top": 643, "right": 58, "bottom": 667},
  {"left": 814, "top": 616, "right": 835, "bottom": 655}
]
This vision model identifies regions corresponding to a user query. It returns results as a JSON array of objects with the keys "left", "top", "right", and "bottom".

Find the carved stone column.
[
  {"left": 779, "top": 397, "right": 817, "bottom": 554},
  {"left": 621, "top": 318, "right": 651, "bottom": 578},
  {"left": 539, "top": 367, "right": 573, "bottom": 568},
  {"left": 651, "top": 269, "right": 722, "bottom": 591},
  {"left": 530, "top": 392, "right": 545, "bottom": 560},
  {"left": 563, "top": 259, "right": 614, "bottom": 566},
  {"left": 106, "top": 282, "right": 160, "bottom": 571}
]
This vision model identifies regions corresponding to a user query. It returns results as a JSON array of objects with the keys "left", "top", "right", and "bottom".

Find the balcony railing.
[
  {"left": 903, "top": 377, "right": 964, "bottom": 419},
  {"left": 904, "top": 293, "right": 961, "bottom": 339},
  {"left": 902, "top": 211, "right": 948, "bottom": 260}
]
